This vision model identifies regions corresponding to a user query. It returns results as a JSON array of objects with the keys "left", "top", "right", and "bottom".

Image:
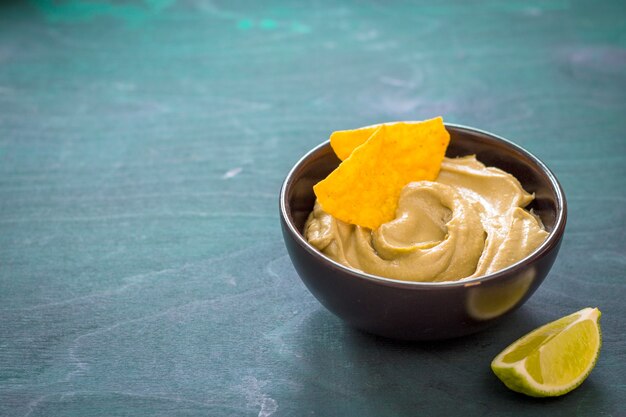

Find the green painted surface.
[{"left": 1, "top": 1, "right": 625, "bottom": 416}]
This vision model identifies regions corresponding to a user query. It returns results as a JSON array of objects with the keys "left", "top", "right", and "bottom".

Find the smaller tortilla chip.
[
  {"left": 314, "top": 117, "right": 450, "bottom": 229},
  {"left": 330, "top": 125, "right": 380, "bottom": 161}
]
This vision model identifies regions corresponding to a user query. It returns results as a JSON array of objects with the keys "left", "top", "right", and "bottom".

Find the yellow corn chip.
[
  {"left": 330, "top": 120, "right": 442, "bottom": 161},
  {"left": 314, "top": 117, "right": 450, "bottom": 229},
  {"left": 330, "top": 125, "right": 380, "bottom": 161}
]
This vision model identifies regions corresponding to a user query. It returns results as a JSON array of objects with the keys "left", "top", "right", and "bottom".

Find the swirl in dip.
[{"left": 304, "top": 155, "right": 549, "bottom": 282}]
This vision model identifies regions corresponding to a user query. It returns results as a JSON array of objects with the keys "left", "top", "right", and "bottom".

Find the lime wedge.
[{"left": 491, "top": 307, "right": 602, "bottom": 397}]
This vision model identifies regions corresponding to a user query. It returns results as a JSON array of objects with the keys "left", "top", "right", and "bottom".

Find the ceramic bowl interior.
[{"left": 280, "top": 124, "right": 566, "bottom": 340}]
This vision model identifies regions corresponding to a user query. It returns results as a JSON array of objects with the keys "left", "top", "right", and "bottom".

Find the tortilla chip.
[
  {"left": 330, "top": 125, "right": 380, "bottom": 161},
  {"left": 330, "top": 120, "right": 447, "bottom": 161},
  {"left": 314, "top": 117, "right": 450, "bottom": 229}
]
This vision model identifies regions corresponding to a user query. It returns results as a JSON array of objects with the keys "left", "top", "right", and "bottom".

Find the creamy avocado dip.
[{"left": 304, "top": 155, "right": 549, "bottom": 282}]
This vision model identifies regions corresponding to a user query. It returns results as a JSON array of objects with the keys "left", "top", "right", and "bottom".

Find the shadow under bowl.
[{"left": 280, "top": 124, "right": 567, "bottom": 340}]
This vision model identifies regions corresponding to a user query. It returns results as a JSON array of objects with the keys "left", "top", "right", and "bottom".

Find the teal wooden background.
[{"left": 1, "top": 1, "right": 625, "bottom": 416}]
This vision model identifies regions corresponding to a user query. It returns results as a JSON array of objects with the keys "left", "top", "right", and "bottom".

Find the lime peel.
[{"left": 491, "top": 307, "right": 602, "bottom": 397}]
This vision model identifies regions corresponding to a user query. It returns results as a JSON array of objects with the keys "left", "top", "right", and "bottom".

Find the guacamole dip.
[{"left": 304, "top": 155, "right": 549, "bottom": 282}]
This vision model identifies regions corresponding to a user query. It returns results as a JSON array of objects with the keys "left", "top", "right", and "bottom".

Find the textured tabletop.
[{"left": 1, "top": 1, "right": 625, "bottom": 416}]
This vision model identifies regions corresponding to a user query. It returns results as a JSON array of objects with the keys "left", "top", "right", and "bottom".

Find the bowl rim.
[{"left": 279, "top": 123, "right": 567, "bottom": 290}]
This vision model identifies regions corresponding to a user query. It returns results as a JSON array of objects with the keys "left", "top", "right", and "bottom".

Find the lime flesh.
[{"left": 491, "top": 307, "right": 602, "bottom": 397}]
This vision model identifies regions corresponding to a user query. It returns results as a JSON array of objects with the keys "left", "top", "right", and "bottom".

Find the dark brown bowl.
[{"left": 280, "top": 124, "right": 567, "bottom": 340}]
